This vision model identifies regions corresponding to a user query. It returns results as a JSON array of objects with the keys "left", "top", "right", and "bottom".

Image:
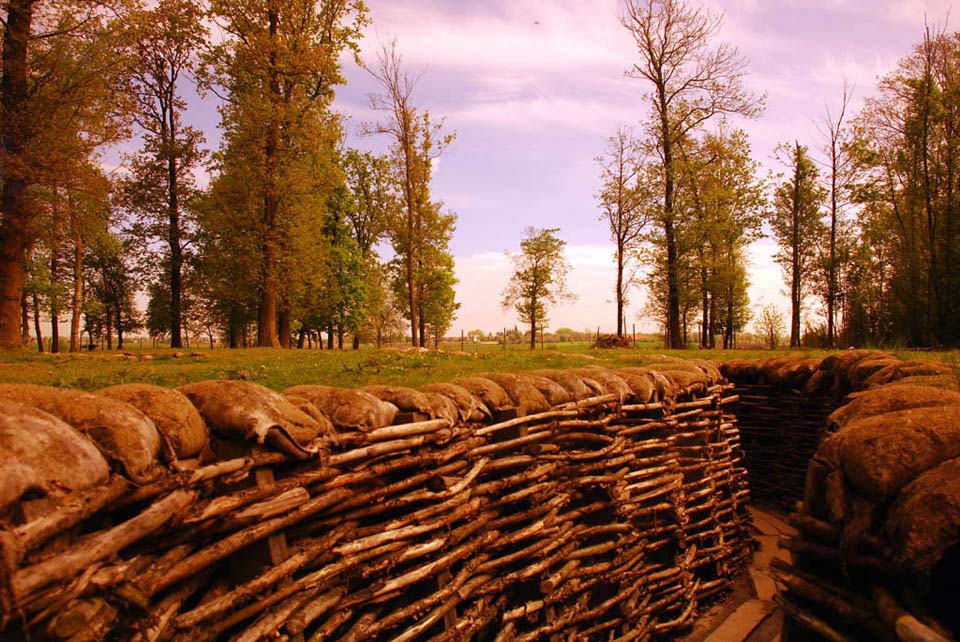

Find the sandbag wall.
[
  {"left": 0, "top": 361, "right": 751, "bottom": 642},
  {"left": 725, "top": 351, "right": 960, "bottom": 642}
]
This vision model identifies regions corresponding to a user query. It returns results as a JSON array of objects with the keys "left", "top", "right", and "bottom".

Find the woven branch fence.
[{"left": 0, "top": 363, "right": 751, "bottom": 642}]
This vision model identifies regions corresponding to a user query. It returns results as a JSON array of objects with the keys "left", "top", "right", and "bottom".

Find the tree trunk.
[
  {"left": 337, "top": 325, "right": 344, "bottom": 350},
  {"left": 115, "top": 301, "right": 123, "bottom": 350},
  {"left": 616, "top": 246, "right": 624, "bottom": 337},
  {"left": 105, "top": 306, "right": 113, "bottom": 350},
  {"left": 352, "top": 334, "right": 360, "bottom": 350},
  {"left": 20, "top": 286, "right": 29, "bottom": 345},
  {"left": 296, "top": 327, "right": 305, "bottom": 349},
  {"left": 0, "top": 0, "right": 33, "bottom": 350},
  {"left": 529, "top": 312, "right": 536, "bottom": 351},
  {"left": 278, "top": 305, "right": 291, "bottom": 348},
  {"left": 659, "top": 100, "right": 682, "bottom": 350},
  {"left": 790, "top": 143, "right": 803, "bottom": 348},
  {"left": 50, "top": 250, "right": 60, "bottom": 353},
  {"left": 326, "top": 324, "right": 334, "bottom": 350},
  {"left": 32, "top": 291, "right": 43, "bottom": 352},
  {"left": 699, "top": 255, "right": 709, "bottom": 348},
  {"left": 827, "top": 143, "right": 837, "bottom": 348},
  {"left": 257, "top": 3, "right": 281, "bottom": 349},
  {"left": 70, "top": 202, "right": 82, "bottom": 352},
  {"left": 418, "top": 313, "right": 426, "bottom": 348}
]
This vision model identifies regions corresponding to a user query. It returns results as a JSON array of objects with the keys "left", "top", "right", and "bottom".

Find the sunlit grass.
[{"left": 1, "top": 342, "right": 952, "bottom": 391}]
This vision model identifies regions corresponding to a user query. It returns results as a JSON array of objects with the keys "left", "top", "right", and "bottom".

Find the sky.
[{"left": 318, "top": 0, "right": 954, "bottom": 338}]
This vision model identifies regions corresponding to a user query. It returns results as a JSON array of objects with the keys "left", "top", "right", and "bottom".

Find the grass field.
[{"left": 0, "top": 342, "right": 843, "bottom": 391}]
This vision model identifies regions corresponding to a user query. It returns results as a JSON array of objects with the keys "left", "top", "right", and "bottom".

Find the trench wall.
[
  {"left": 0, "top": 365, "right": 752, "bottom": 642},
  {"left": 723, "top": 352, "right": 960, "bottom": 642}
]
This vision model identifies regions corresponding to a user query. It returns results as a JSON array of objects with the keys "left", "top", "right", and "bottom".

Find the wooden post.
[
  {"left": 540, "top": 328, "right": 544, "bottom": 350},
  {"left": 461, "top": 329, "right": 464, "bottom": 352},
  {"left": 632, "top": 323, "right": 636, "bottom": 348},
  {"left": 502, "top": 328, "right": 506, "bottom": 350}
]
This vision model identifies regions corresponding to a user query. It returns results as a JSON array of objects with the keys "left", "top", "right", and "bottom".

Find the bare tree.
[
  {"left": 816, "top": 80, "right": 855, "bottom": 347},
  {"left": 619, "top": 0, "right": 763, "bottom": 348},
  {"left": 596, "top": 127, "right": 651, "bottom": 338}
]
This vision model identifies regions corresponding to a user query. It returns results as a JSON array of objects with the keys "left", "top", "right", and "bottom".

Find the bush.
[{"left": 594, "top": 333, "right": 633, "bottom": 349}]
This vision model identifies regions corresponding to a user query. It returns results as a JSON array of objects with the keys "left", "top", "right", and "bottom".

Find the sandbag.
[
  {"left": 613, "top": 368, "right": 657, "bottom": 404},
  {"left": 532, "top": 370, "right": 595, "bottom": 400},
  {"left": 719, "top": 360, "right": 760, "bottom": 384},
  {"left": 771, "top": 358, "right": 821, "bottom": 389},
  {"left": 887, "top": 457, "right": 960, "bottom": 575},
  {"left": 519, "top": 375, "right": 573, "bottom": 406},
  {"left": 655, "top": 369, "right": 709, "bottom": 396},
  {"left": 420, "top": 383, "right": 490, "bottom": 422},
  {"left": 893, "top": 374, "right": 960, "bottom": 391},
  {"left": 361, "top": 385, "right": 458, "bottom": 425},
  {"left": 283, "top": 385, "right": 398, "bottom": 432},
  {"left": 0, "top": 400, "right": 109, "bottom": 514},
  {"left": 98, "top": 384, "right": 209, "bottom": 459},
  {"left": 838, "top": 406, "right": 960, "bottom": 502},
  {"left": 480, "top": 373, "right": 550, "bottom": 416},
  {"left": 828, "top": 383, "right": 960, "bottom": 430},
  {"left": 847, "top": 356, "right": 901, "bottom": 390},
  {"left": 180, "top": 381, "right": 321, "bottom": 459},
  {"left": 0, "top": 384, "right": 161, "bottom": 483},
  {"left": 452, "top": 377, "right": 513, "bottom": 414},
  {"left": 283, "top": 395, "right": 337, "bottom": 439},
  {"left": 570, "top": 367, "right": 633, "bottom": 401},
  {"left": 862, "top": 360, "right": 956, "bottom": 388},
  {"left": 820, "top": 349, "right": 894, "bottom": 394}
]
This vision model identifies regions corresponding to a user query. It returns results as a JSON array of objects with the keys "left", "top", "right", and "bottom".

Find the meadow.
[{"left": 0, "top": 341, "right": 837, "bottom": 391}]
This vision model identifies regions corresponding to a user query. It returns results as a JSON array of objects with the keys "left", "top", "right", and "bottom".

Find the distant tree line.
[
  {"left": 595, "top": 0, "right": 960, "bottom": 349},
  {"left": 0, "top": 0, "right": 458, "bottom": 351}
]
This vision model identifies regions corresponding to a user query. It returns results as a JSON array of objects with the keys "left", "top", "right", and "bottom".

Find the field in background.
[{"left": 0, "top": 342, "right": 837, "bottom": 391}]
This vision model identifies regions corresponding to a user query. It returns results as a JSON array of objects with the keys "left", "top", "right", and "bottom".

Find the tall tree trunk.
[
  {"left": 70, "top": 201, "right": 82, "bottom": 352},
  {"left": 0, "top": 0, "right": 33, "bottom": 350},
  {"left": 296, "top": 326, "right": 305, "bottom": 349},
  {"left": 827, "top": 142, "right": 837, "bottom": 348},
  {"left": 352, "top": 334, "right": 360, "bottom": 350},
  {"left": 105, "top": 306, "right": 113, "bottom": 350},
  {"left": 529, "top": 311, "right": 536, "bottom": 351},
  {"left": 790, "top": 143, "right": 802, "bottom": 348},
  {"left": 32, "top": 291, "right": 42, "bottom": 352},
  {"left": 257, "top": 3, "right": 281, "bottom": 348},
  {"left": 659, "top": 101, "right": 682, "bottom": 349},
  {"left": 699, "top": 253, "right": 708, "bottom": 348},
  {"left": 418, "top": 312, "right": 426, "bottom": 348},
  {"left": 168, "top": 117, "right": 184, "bottom": 349},
  {"left": 326, "top": 324, "right": 334, "bottom": 350}
]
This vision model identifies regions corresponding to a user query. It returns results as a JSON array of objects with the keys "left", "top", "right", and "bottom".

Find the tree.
[
  {"left": 123, "top": 0, "right": 207, "bottom": 349},
  {"left": 204, "top": 0, "right": 366, "bottom": 347},
  {"left": 596, "top": 126, "right": 652, "bottom": 338},
  {"left": 816, "top": 80, "right": 855, "bottom": 347},
  {"left": 501, "top": 227, "right": 574, "bottom": 350},
  {"left": 619, "top": 0, "right": 762, "bottom": 348},
  {"left": 364, "top": 39, "right": 455, "bottom": 347},
  {"left": 755, "top": 303, "right": 785, "bottom": 349},
  {"left": 0, "top": 1, "right": 134, "bottom": 348},
  {"left": 767, "top": 142, "right": 826, "bottom": 348}
]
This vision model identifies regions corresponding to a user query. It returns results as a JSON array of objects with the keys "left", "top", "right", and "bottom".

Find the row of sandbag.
[
  {"left": 726, "top": 351, "right": 960, "bottom": 641},
  {"left": 0, "top": 360, "right": 749, "bottom": 641}
]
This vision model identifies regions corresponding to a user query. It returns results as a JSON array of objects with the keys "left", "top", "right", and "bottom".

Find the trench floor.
[{"left": 677, "top": 506, "right": 795, "bottom": 642}]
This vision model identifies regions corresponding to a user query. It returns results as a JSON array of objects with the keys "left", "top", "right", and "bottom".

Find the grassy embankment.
[{"left": 0, "top": 341, "right": 843, "bottom": 391}]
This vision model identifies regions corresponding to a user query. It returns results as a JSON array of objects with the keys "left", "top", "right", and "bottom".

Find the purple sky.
[{"left": 329, "top": 0, "right": 954, "bottom": 337}]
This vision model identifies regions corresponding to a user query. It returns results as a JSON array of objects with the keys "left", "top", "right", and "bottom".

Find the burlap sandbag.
[
  {"left": 0, "top": 384, "right": 161, "bottom": 483},
  {"left": 886, "top": 457, "right": 960, "bottom": 575},
  {"left": 532, "top": 370, "right": 595, "bottom": 400},
  {"left": 283, "top": 395, "right": 337, "bottom": 439},
  {"left": 98, "top": 384, "right": 209, "bottom": 459},
  {"left": 570, "top": 367, "right": 634, "bottom": 401},
  {"left": 655, "top": 369, "right": 709, "bottom": 396},
  {"left": 770, "top": 358, "right": 821, "bottom": 389},
  {"left": 613, "top": 368, "right": 657, "bottom": 404},
  {"left": 894, "top": 374, "right": 960, "bottom": 391},
  {"left": 477, "top": 373, "right": 550, "bottom": 416},
  {"left": 180, "top": 381, "right": 321, "bottom": 458},
  {"left": 803, "top": 369, "right": 834, "bottom": 396},
  {"left": 839, "top": 406, "right": 960, "bottom": 502},
  {"left": 0, "top": 400, "right": 109, "bottom": 514},
  {"left": 863, "top": 360, "right": 956, "bottom": 389},
  {"left": 646, "top": 357, "right": 721, "bottom": 384},
  {"left": 820, "top": 349, "right": 894, "bottom": 395},
  {"left": 518, "top": 375, "right": 572, "bottom": 406},
  {"left": 847, "top": 356, "right": 902, "bottom": 390},
  {"left": 452, "top": 377, "right": 513, "bottom": 414},
  {"left": 420, "top": 383, "right": 491, "bottom": 422},
  {"left": 828, "top": 383, "right": 960, "bottom": 430},
  {"left": 283, "top": 385, "right": 398, "bottom": 432},
  {"left": 361, "top": 385, "right": 458, "bottom": 424},
  {"left": 719, "top": 360, "right": 760, "bottom": 384}
]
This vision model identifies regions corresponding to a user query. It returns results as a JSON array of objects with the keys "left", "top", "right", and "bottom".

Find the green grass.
[{"left": 1, "top": 342, "right": 951, "bottom": 392}]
